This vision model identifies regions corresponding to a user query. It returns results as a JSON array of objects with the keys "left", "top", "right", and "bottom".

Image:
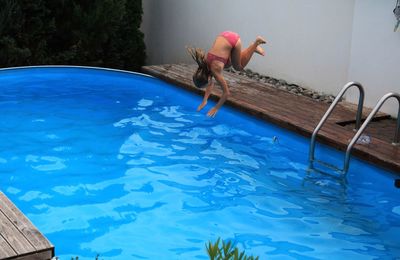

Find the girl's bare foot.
[
  {"left": 255, "top": 45, "right": 265, "bottom": 56},
  {"left": 255, "top": 36, "right": 266, "bottom": 45}
]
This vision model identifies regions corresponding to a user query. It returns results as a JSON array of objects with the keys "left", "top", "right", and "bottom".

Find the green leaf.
[{"left": 206, "top": 237, "right": 259, "bottom": 260}]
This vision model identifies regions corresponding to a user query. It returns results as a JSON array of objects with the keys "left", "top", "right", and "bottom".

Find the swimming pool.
[{"left": 0, "top": 67, "right": 399, "bottom": 259}]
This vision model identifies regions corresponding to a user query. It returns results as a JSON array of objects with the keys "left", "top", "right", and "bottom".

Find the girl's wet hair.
[{"left": 186, "top": 47, "right": 210, "bottom": 88}]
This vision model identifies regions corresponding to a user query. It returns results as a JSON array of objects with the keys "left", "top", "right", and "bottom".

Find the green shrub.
[
  {"left": 0, "top": 0, "right": 145, "bottom": 71},
  {"left": 206, "top": 237, "right": 260, "bottom": 260}
]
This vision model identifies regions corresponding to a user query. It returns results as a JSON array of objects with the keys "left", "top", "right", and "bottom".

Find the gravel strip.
[{"left": 225, "top": 68, "right": 337, "bottom": 104}]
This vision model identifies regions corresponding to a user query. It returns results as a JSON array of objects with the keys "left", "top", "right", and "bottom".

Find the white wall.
[
  {"left": 347, "top": 0, "right": 400, "bottom": 117},
  {"left": 142, "top": 0, "right": 399, "bottom": 117}
]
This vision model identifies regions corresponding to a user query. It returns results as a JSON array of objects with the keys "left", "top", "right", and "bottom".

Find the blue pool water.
[{"left": 0, "top": 67, "right": 399, "bottom": 259}]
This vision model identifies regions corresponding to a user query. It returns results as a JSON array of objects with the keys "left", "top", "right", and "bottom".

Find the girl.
[{"left": 187, "top": 31, "right": 266, "bottom": 117}]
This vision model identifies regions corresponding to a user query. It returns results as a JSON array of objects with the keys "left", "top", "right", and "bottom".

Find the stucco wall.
[
  {"left": 347, "top": 0, "right": 400, "bottom": 117},
  {"left": 142, "top": 0, "right": 399, "bottom": 117}
]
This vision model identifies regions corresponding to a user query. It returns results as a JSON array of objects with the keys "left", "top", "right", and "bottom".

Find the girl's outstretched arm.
[
  {"left": 197, "top": 78, "right": 214, "bottom": 111},
  {"left": 207, "top": 68, "right": 230, "bottom": 117}
]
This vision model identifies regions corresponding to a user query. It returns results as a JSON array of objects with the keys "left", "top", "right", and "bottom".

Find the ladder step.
[
  {"left": 306, "top": 167, "right": 348, "bottom": 184},
  {"left": 314, "top": 159, "right": 343, "bottom": 173}
]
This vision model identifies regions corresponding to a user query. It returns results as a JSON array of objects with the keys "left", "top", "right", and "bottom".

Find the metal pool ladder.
[
  {"left": 309, "top": 82, "right": 400, "bottom": 176},
  {"left": 308, "top": 82, "right": 365, "bottom": 176},
  {"left": 343, "top": 92, "right": 400, "bottom": 173}
]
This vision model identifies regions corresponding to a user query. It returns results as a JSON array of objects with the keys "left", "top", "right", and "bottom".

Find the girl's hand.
[
  {"left": 207, "top": 107, "right": 219, "bottom": 117},
  {"left": 197, "top": 101, "right": 207, "bottom": 111}
]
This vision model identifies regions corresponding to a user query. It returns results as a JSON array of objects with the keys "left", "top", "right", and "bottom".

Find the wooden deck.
[
  {"left": 0, "top": 192, "right": 54, "bottom": 260},
  {"left": 142, "top": 64, "right": 400, "bottom": 174}
]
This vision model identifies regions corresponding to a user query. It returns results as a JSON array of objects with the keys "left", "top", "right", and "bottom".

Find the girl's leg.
[
  {"left": 231, "top": 36, "right": 266, "bottom": 70},
  {"left": 230, "top": 40, "right": 243, "bottom": 70}
]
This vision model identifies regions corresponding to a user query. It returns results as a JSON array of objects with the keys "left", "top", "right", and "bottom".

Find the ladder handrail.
[
  {"left": 309, "top": 82, "right": 365, "bottom": 169},
  {"left": 343, "top": 92, "right": 400, "bottom": 173}
]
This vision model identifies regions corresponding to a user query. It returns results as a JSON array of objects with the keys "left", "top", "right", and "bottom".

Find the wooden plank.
[
  {"left": 0, "top": 234, "right": 16, "bottom": 259},
  {"left": 0, "top": 192, "right": 53, "bottom": 253},
  {"left": 0, "top": 211, "right": 35, "bottom": 255},
  {"left": 9, "top": 250, "right": 53, "bottom": 260}
]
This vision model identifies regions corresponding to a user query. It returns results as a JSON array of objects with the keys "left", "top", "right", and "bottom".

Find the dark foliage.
[{"left": 0, "top": 0, "right": 145, "bottom": 71}]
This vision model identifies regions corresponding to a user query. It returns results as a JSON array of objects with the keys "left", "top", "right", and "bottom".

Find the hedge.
[{"left": 0, "top": 0, "right": 146, "bottom": 71}]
